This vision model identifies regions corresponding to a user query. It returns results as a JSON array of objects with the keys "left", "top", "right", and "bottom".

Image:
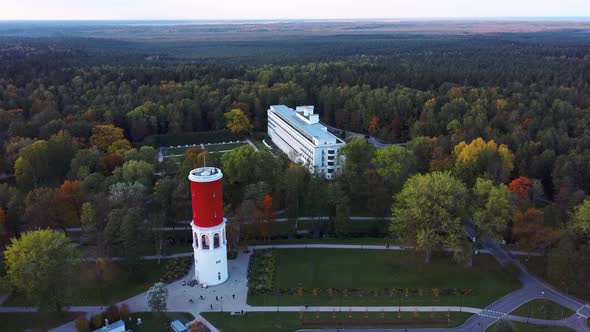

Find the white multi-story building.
[{"left": 267, "top": 105, "right": 345, "bottom": 179}]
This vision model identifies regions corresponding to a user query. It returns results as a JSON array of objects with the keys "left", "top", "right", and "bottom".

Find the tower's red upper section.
[{"left": 188, "top": 167, "right": 224, "bottom": 228}]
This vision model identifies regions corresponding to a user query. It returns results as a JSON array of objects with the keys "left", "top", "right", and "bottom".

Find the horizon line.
[{"left": 1, "top": 16, "right": 590, "bottom": 22}]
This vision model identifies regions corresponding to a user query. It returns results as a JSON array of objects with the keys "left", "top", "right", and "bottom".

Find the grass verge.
[
  {"left": 1, "top": 312, "right": 82, "bottom": 332},
  {"left": 511, "top": 299, "right": 575, "bottom": 320},
  {"left": 485, "top": 320, "right": 574, "bottom": 332}
]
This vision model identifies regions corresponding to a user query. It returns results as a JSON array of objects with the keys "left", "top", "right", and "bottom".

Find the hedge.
[{"left": 142, "top": 130, "right": 243, "bottom": 147}]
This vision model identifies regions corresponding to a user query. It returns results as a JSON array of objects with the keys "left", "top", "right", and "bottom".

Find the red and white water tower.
[{"left": 189, "top": 167, "right": 228, "bottom": 286}]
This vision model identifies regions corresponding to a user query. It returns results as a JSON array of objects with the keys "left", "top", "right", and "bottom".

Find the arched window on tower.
[
  {"left": 201, "top": 234, "right": 210, "bottom": 249},
  {"left": 214, "top": 233, "right": 220, "bottom": 248},
  {"left": 194, "top": 232, "right": 199, "bottom": 248}
]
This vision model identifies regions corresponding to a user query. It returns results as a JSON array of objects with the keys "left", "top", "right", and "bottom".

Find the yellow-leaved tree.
[
  {"left": 453, "top": 137, "right": 513, "bottom": 186},
  {"left": 224, "top": 109, "right": 253, "bottom": 135}
]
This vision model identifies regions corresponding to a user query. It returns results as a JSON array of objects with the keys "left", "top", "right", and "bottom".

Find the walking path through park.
[{"left": 3, "top": 237, "right": 588, "bottom": 331}]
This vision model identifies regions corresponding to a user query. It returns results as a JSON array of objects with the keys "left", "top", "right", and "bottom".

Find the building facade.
[
  {"left": 189, "top": 167, "right": 228, "bottom": 286},
  {"left": 267, "top": 105, "right": 345, "bottom": 179}
]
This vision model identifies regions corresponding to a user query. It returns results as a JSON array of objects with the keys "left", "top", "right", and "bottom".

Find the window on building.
[
  {"left": 328, "top": 169, "right": 334, "bottom": 174},
  {"left": 194, "top": 232, "right": 199, "bottom": 248},
  {"left": 214, "top": 233, "right": 220, "bottom": 248},
  {"left": 201, "top": 234, "right": 210, "bottom": 249}
]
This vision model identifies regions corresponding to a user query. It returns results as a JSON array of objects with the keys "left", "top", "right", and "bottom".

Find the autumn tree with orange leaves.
[
  {"left": 0, "top": 208, "right": 7, "bottom": 247},
  {"left": 259, "top": 194, "right": 273, "bottom": 242},
  {"left": 511, "top": 208, "right": 559, "bottom": 253},
  {"left": 58, "top": 180, "right": 82, "bottom": 223},
  {"left": 508, "top": 176, "right": 532, "bottom": 201},
  {"left": 368, "top": 116, "right": 379, "bottom": 134}
]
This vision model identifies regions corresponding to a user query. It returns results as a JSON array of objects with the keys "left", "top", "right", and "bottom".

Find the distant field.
[{"left": 3, "top": 20, "right": 590, "bottom": 42}]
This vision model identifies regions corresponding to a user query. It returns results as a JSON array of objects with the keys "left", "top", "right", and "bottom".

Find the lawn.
[
  {"left": 485, "top": 320, "right": 575, "bottom": 332},
  {"left": 244, "top": 218, "right": 390, "bottom": 239},
  {"left": 202, "top": 311, "right": 473, "bottom": 332},
  {"left": 1, "top": 312, "right": 82, "bottom": 332},
  {"left": 248, "top": 249, "right": 521, "bottom": 307},
  {"left": 250, "top": 237, "right": 393, "bottom": 246},
  {"left": 4, "top": 260, "right": 170, "bottom": 306},
  {"left": 511, "top": 299, "right": 575, "bottom": 320},
  {"left": 249, "top": 136, "right": 269, "bottom": 152},
  {"left": 127, "top": 312, "right": 194, "bottom": 332}
]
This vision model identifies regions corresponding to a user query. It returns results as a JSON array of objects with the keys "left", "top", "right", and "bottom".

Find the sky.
[{"left": 1, "top": 0, "right": 590, "bottom": 20}]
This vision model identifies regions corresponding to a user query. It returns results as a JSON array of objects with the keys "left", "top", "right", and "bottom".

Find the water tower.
[{"left": 188, "top": 167, "right": 228, "bottom": 286}]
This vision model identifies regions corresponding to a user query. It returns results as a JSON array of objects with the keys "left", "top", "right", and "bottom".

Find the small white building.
[{"left": 267, "top": 105, "right": 345, "bottom": 179}]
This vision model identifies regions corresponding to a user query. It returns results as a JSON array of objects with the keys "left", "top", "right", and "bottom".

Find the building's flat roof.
[
  {"left": 270, "top": 105, "right": 343, "bottom": 145},
  {"left": 170, "top": 320, "right": 188, "bottom": 332}
]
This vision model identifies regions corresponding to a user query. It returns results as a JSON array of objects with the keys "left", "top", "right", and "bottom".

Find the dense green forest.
[{"left": 0, "top": 32, "right": 590, "bottom": 293}]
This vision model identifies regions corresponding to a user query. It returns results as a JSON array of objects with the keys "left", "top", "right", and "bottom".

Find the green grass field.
[
  {"left": 4, "top": 260, "right": 170, "bottom": 306},
  {"left": 485, "top": 320, "right": 575, "bottom": 332},
  {"left": 250, "top": 237, "right": 393, "bottom": 246},
  {"left": 128, "top": 312, "right": 194, "bottom": 332},
  {"left": 1, "top": 312, "right": 82, "bottom": 332},
  {"left": 249, "top": 137, "right": 269, "bottom": 152},
  {"left": 202, "top": 311, "right": 473, "bottom": 332},
  {"left": 248, "top": 249, "right": 521, "bottom": 307},
  {"left": 511, "top": 299, "right": 575, "bottom": 320}
]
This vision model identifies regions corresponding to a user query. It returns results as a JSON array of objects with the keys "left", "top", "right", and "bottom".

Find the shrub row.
[
  {"left": 161, "top": 257, "right": 192, "bottom": 283},
  {"left": 142, "top": 130, "right": 243, "bottom": 147},
  {"left": 252, "top": 287, "right": 473, "bottom": 297},
  {"left": 248, "top": 249, "right": 276, "bottom": 293}
]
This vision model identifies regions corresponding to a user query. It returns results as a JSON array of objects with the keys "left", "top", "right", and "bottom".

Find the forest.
[{"left": 0, "top": 30, "right": 590, "bottom": 296}]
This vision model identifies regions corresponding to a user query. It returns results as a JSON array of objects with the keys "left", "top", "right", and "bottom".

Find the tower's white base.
[{"left": 191, "top": 220, "right": 228, "bottom": 286}]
